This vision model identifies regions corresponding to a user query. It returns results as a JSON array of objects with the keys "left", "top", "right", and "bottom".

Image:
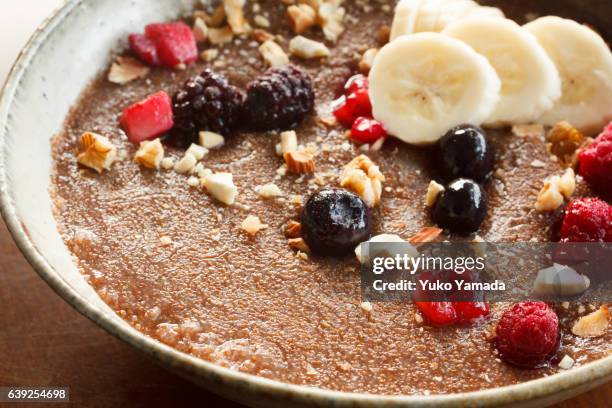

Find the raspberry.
[
  {"left": 560, "top": 198, "right": 612, "bottom": 242},
  {"left": 416, "top": 301, "right": 458, "bottom": 326},
  {"left": 495, "top": 302, "right": 559, "bottom": 368},
  {"left": 243, "top": 65, "right": 314, "bottom": 131},
  {"left": 344, "top": 74, "right": 369, "bottom": 95},
  {"left": 578, "top": 122, "right": 612, "bottom": 198},
  {"left": 169, "top": 69, "right": 245, "bottom": 147},
  {"left": 120, "top": 91, "right": 174, "bottom": 143},
  {"left": 332, "top": 89, "right": 372, "bottom": 127},
  {"left": 351, "top": 117, "right": 386, "bottom": 143}
]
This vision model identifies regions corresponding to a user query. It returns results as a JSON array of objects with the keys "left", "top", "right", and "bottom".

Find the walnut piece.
[
  {"left": 107, "top": 56, "right": 149, "bottom": 85},
  {"left": 425, "top": 180, "right": 445, "bottom": 207},
  {"left": 241, "top": 215, "right": 268, "bottom": 236},
  {"left": 287, "top": 4, "right": 316, "bottom": 33},
  {"left": 259, "top": 40, "right": 289, "bottom": 67},
  {"left": 535, "top": 168, "right": 575, "bottom": 211},
  {"left": 289, "top": 35, "right": 330, "bottom": 59},
  {"left": 77, "top": 132, "right": 117, "bottom": 173},
  {"left": 134, "top": 138, "right": 164, "bottom": 169},
  {"left": 208, "top": 26, "right": 234, "bottom": 44},
  {"left": 546, "top": 121, "right": 585, "bottom": 166},
  {"left": 284, "top": 150, "right": 315, "bottom": 173},
  {"left": 572, "top": 306, "right": 610, "bottom": 338},
  {"left": 223, "top": 0, "right": 250, "bottom": 35},
  {"left": 193, "top": 17, "right": 209, "bottom": 43},
  {"left": 288, "top": 237, "right": 311, "bottom": 253},
  {"left": 340, "top": 155, "right": 385, "bottom": 207},
  {"left": 358, "top": 48, "right": 378, "bottom": 74}
]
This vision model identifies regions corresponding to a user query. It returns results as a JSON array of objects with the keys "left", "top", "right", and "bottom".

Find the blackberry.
[
  {"left": 244, "top": 65, "right": 314, "bottom": 131},
  {"left": 169, "top": 69, "right": 245, "bottom": 147}
]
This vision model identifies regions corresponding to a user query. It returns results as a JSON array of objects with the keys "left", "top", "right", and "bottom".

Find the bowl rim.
[{"left": 0, "top": 1, "right": 610, "bottom": 406}]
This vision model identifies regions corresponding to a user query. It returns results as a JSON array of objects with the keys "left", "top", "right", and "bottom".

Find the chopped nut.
[
  {"left": 198, "top": 131, "right": 225, "bottom": 149},
  {"left": 512, "top": 123, "right": 544, "bottom": 138},
  {"left": 378, "top": 25, "right": 391, "bottom": 44},
  {"left": 289, "top": 36, "right": 330, "bottom": 59},
  {"left": 285, "top": 220, "right": 301, "bottom": 238},
  {"left": 358, "top": 48, "right": 378, "bottom": 74},
  {"left": 199, "top": 6, "right": 226, "bottom": 27},
  {"left": 547, "top": 121, "right": 585, "bottom": 166},
  {"left": 259, "top": 40, "right": 289, "bottom": 67},
  {"left": 278, "top": 130, "right": 298, "bottom": 155},
  {"left": 572, "top": 306, "right": 609, "bottom": 338},
  {"left": 287, "top": 4, "right": 317, "bottom": 33},
  {"left": 257, "top": 183, "right": 283, "bottom": 198},
  {"left": 288, "top": 237, "right": 311, "bottom": 253},
  {"left": 254, "top": 15, "right": 270, "bottom": 28},
  {"left": 354, "top": 234, "right": 411, "bottom": 263},
  {"left": 134, "top": 138, "right": 164, "bottom": 169},
  {"left": 77, "top": 132, "right": 117, "bottom": 173},
  {"left": 201, "top": 172, "right": 238, "bottom": 205},
  {"left": 535, "top": 179, "right": 564, "bottom": 212},
  {"left": 252, "top": 28, "right": 275, "bottom": 43},
  {"left": 558, "top": 354, "right": 575, "bottom": 370},
  {"left": 208, "top": 26, "right": 234, "bottom": 44},
  {"left": 224, "top": 0, "right": 249, "bottom": 35},
  {"left": 159, "top": 236, "right": 173, "bottom": 246},
  {"left": 201, "top": 49, "right": 219, "bottom": 62},
  {"left": 108, "top": 56, "right": 149, "bottom": 85},
  {"left": 408, "top": 227, "right": 443, "bottom": 244},
  {"left": 340, "top": 155, "right": 385, "bottom": 207},
  {"left": 284, "top": 150, "right": 315, "bottom": 173},
  {"left": 557, "top": 168, "right": 576, "bottom": 198},
  {"left": 360, "top": 301, "right": 373, "bottom": 313},
  {"left": 174, "top": 153, "right": 198, "bottom": 174},
  {"left": 318, "top": 2, "right": 345, "bottom": 42},
  {"left": 193, "top": 17, "right": 209, "bottom": 43},
  {"left": 160, "top": 157, "right": 175, "bottom": 170},
  {"left": 299, "top": 0, "right": 321, "bottom": 9},
  {"left": 425, "top": 180, "right": 445, "bottom": 207},
  {"left": 187, "top": 176, "right": 200, "bottom": 187},
  {"left": 186, "top": 143, "right": 209, "bottom": 160},
  {"left": 414, "top": 312, "right": 424, "bottom": 324},
  {"left": 241, "top": 215, "right": 268, "bottom": 236}
]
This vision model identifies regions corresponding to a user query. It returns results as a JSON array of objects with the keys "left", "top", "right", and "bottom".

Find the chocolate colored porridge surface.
[{"left": 50, "top": 0, "right": 610, "bottom": 395}]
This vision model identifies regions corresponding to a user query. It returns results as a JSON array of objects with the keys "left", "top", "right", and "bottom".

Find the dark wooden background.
[{"left": 0, "top": 221, "right": 609, "bottom": 407}]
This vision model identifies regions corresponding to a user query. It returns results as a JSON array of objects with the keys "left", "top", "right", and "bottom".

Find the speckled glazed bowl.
[{"left": 0, "top": 0, "right": 610, "bottom": 406}]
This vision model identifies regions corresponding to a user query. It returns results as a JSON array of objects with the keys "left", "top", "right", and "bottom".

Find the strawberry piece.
[
  {"left": 416, "top": 301, "right": 458, "bottom": 326},
  {"left": 351, "top": 117, "right": 386, "bottom": 143},
  {"left": 129, "top": 34, "right": 159, "bottom": 66},
  {"left": 145, "top": 22, "right": 198, "bottom": 68},
  {"left": 344, "top": 74, "right": 369, "bottom": 95},
  {"left": 332, "top": 89, "right": 372, "bottom": 127},
  {"left": 120, "top": 91, "right": 174, "bottom": 143}
]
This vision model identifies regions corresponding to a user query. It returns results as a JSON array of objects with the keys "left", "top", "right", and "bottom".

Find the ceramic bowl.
[{"left": 0, "top": 0, "right": 610, "bottom": 406}]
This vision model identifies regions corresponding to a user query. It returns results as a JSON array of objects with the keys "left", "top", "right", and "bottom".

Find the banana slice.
[
  {"left": 390, "top": 0, "right": 503, "bottom": 39},
  {"left": 369, "top": 33, "right": 501, "bottom": 145},
  {"left": 524, "top": 16, "right": 612, "bottom": 134},
  {"left": 443, "top": 18, "right": 561, "bottom": 126},
  {"left": 390, "top": 0, "right": 422, "bottom": 41}
]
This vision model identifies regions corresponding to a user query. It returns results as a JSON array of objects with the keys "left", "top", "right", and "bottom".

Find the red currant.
[
  {"left": 344, "top": 74, "right": 369, "bottom": 95},
  {"left": 351, "top": 117, "right": 386, "bottom": 143}
]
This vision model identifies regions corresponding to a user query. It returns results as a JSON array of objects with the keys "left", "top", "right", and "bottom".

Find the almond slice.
[
  {"left": 77, "top": 132, "right": 117, "bottom": 173},
  {"left": 572, "top": 306, "right": 610, "bottom": 338},
  {"left": 408, "top": 227, "right": 443, "bottom": 244},
  {"left": 108, "top": 56, "right": 149, "bottom": 85},
  {"left": 284, "top": 150, "right": 315, "bottom": 173}
]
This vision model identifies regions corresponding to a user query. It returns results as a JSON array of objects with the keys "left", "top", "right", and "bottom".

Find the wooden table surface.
[{"left": 0, "top": 221, "right": 609, "bottom": 407}]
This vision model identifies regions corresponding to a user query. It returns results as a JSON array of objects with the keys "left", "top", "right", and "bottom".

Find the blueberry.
[
  {"left": 438, "top": 124, "right": 494, "bottom": 182},
  {"left": 301, "top": 188, "right": 371, "bottom": 255},
  {"left": 432, "top": 179, "right": 487, "bottom": 235}
]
